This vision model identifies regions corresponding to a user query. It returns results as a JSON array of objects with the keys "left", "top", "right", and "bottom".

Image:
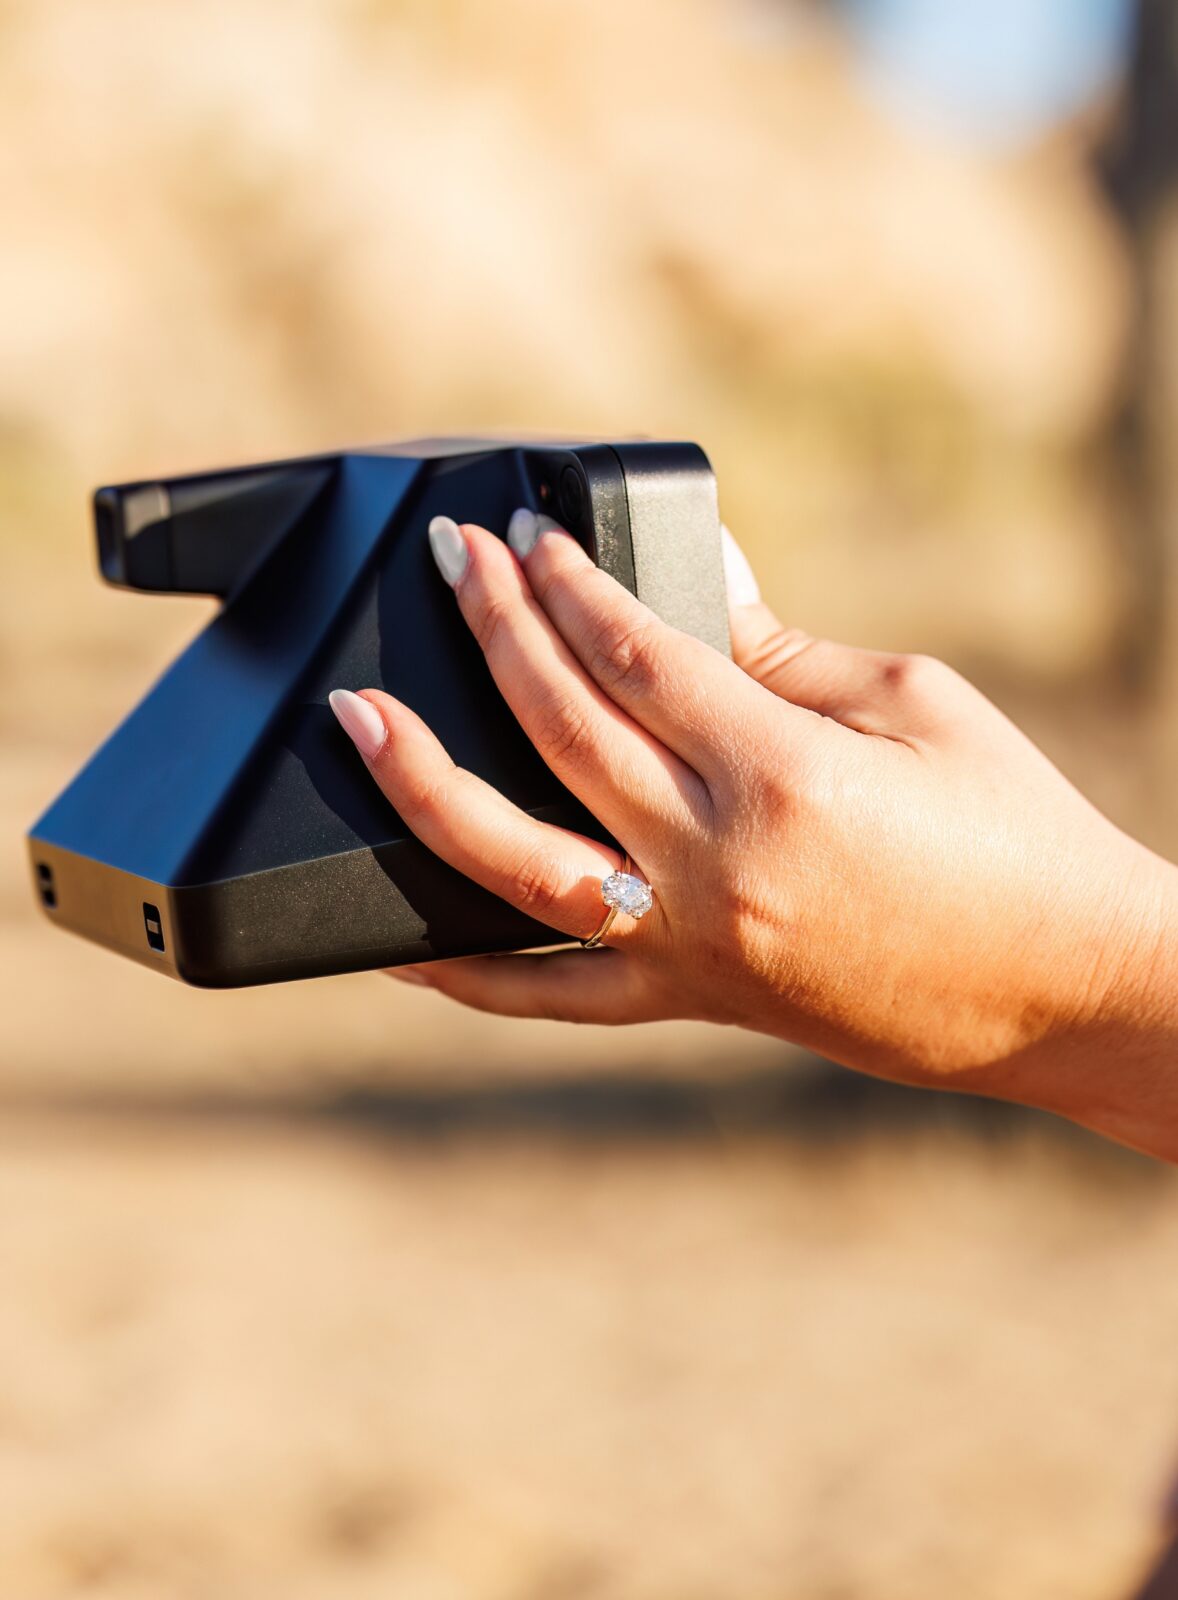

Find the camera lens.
[{"left": 560, "top": 467, "right": 586, "bottom": 528}]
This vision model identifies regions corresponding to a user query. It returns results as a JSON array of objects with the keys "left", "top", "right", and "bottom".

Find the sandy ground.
[
  {"left": 7, "top": 572, "right": 1178, "bottom": 1596},
  {"left": 0, "top": 1107, "right": 1176, "bottom": 1600}
]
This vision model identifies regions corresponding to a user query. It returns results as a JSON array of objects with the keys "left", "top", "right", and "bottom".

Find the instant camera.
[{"left": 27, "top": 439, "right": 729, "bottom": 986}]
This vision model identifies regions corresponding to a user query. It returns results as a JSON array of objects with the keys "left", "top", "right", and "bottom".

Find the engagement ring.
[{"left": 581, "top": 854, "right": 654, "bottom": 948}]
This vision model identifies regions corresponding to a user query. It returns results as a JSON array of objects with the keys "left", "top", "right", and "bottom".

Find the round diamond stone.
[{"left": 601, "top": 870, "right": 653, "bottom": 919}]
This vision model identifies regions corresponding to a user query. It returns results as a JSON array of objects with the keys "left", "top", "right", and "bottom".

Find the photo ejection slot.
[{"left": 143, "top": 902, "right": 165, "bottom": 952}]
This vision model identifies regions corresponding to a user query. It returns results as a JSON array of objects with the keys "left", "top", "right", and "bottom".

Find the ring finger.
[{"left": 328, "top": 687, "right": 660, "bottom": 949}]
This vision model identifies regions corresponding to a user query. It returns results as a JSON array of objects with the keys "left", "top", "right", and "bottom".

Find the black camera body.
[{"left": 27, "top": 439, "right": 729, "bottom": 986}]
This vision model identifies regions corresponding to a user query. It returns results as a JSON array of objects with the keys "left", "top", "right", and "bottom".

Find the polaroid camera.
[{"left": 27, "top": 439, "right": 729, "bottom": 985}]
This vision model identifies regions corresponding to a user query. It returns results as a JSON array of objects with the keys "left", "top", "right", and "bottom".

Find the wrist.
[
  {"left": 1041, "top": 841, "right": 1178, "bottom": 1157},
  {"left": 1095, "top": 844, "right": 1178, "bottom": 1032}
]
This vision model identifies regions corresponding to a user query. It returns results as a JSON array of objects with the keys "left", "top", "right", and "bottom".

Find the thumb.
[
  {"left": 722, "top": 526, "right": 884, "bottom": 721},
  {"left": 722, "top": 524, "right": 819, "bottom": 697}
]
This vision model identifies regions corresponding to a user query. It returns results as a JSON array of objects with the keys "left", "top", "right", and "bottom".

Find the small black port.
[
  {"left": 36, "top": 863, "right": 57, "bottom": 910},
  {"left": 143, "top": 902, "right": 165, "bottom": 952}
]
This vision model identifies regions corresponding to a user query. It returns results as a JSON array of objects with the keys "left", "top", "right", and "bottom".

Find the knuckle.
[
  {"left": 530, "top": 557, "right": 581, "bottom": 611},
  {"left": 585, "top": 614, "right": 660, "bottom": 699},
  {"left": 470, "top": 592, "right": 515, "bottom": 657},
  {"left": 744, "top": 626, "right": 816, "bottom": 686},
  {"left": 760, "top": 718, "right": 825, "bottom": 801},
  {"left": 508, "top": 852, "right": 567, "bottom": 923},
  {"left": 878, "top": 651, "right": 954, "bottom": 703},
  {"left": 695, "top": 865, "right": 777, "bottom": 966},
  {"left": 396, "top": 765, "right": 455, "bottom": 828},
  {"left": 533, "top": 691, "right": 598, "bottom": 770},
  {"left": 757, "top": 759, "right": 803, "bottom": 824}
]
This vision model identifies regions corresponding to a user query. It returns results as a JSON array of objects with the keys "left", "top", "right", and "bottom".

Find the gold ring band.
[{"left": 581, "top": 852, "right": 630, "bottom": 949}]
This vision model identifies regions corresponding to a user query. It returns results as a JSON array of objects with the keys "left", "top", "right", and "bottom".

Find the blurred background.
[{"left": 4, "top": 0, "right": 1178, "bottom": 1595}]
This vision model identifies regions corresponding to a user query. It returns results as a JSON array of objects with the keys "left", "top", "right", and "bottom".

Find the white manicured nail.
[
  {"left": 534, "top": 514, "right": 566, "bottom": 539},
  {"left": 329, "top": 689, "right": 387, "bottom": 759},
  {"left": 721, "top": 524, "right": 760, "bottom": 607},
  {"left": 428, "top": 515, "right": 468, "bottom": 586},
  {"left": 507, "top": 506, "right": 538, "bottom": 559}
]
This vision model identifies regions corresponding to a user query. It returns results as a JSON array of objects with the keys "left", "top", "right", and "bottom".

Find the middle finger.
[{"left": 428, "top": 515, "right": 708, "bottom": 839}]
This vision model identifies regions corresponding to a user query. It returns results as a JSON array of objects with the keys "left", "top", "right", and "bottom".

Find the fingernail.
[
  {"left": 721, "top": 524, "right": 760, "bottom": 606},
  {"left": 534, "top": 514, "right": 567, "bottom": 539},
  {"left": 328, "top": 688, "right": 387, "bottom": 759},
  {"left": 507, "top": 506, "right": 538, "bottom": 559},
  {"left": 390, "top": 967, "right": 430, "bottom": 985},
  {"left": 428, "top": 515, "right": 468, "bottom": 586}
]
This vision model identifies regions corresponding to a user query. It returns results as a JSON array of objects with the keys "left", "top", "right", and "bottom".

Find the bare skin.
[{"left": 328, "top": 513, "right": 1178, "bottom": 1162}]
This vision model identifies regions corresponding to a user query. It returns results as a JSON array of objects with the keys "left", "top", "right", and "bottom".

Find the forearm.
[
  {"left": 746, "top": 835, "right": 1178, "bottom": 1160},
  {"left": 983, "top": 845, "right": 1178, "bottom": 1160}
]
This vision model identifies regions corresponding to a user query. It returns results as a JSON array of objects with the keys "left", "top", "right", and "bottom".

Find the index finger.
[{"left": 512, "top": 514, "right": 784, "bottom": 786}]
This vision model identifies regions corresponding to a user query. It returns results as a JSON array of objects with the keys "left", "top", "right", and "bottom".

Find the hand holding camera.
[{"left": 357, "top": 512, "right": 1178, "bottom": 1162}]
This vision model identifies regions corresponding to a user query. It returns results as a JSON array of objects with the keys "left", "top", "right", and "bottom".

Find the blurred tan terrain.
[{"left": 2, "top": 0, "right": 1178, "bottom": 1596}]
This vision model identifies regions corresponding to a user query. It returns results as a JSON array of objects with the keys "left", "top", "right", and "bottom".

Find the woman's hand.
[{"left": 328, "top": 512, "right": 1178, "bottom": 1159}]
